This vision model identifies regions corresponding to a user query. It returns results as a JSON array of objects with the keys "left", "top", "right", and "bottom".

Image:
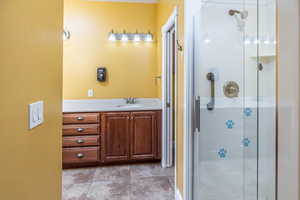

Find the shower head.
[
  {"left": 229, "top": 9, "right": 248, "bottom": 19},
  {"left": 229, "top": 9, "right": 248, "bottom": 32}
]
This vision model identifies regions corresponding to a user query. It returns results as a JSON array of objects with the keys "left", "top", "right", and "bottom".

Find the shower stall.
[{"left": 185, "top": 0, "right": 277, "bottom": 199}]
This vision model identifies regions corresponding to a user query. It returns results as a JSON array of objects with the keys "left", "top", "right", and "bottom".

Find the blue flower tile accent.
[
  {"left": 218, "top": 148, "right": 227, "bottom": 158},
  {"left": 226, "top": 120, "right": 235, "bottom": 129},
  {"left": 243, "top": 138, "right": 251, "bottom": 147},
  {"left": 244, "top": 108, "right": 253, "bottom": 117}
]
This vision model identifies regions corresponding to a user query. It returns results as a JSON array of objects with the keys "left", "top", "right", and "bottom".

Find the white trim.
[
  {"left": 161, "top": 7, "right": 178, "bottom": 200},
  {"left": 161, "top": 7, "right": 178, "bottom": 33},
  {"left": 87, "top": 0, "right": 158, "bottom": 3},
  {"left": 175, "top": 188, "right": 183, "bottom": 200},
  {"left": 161, "top": 6, "right": 179, "bottom": 169}
]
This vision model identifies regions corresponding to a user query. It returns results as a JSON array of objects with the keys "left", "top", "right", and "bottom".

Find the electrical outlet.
[
  {"left": 88, "top": 89, "right": 94, "bottom": 97},
  {"left": 28, "top": 101, "right": 44, "bottom": 129}
]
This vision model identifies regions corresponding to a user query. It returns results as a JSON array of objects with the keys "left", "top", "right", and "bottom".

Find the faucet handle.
[
  {"left": 132, "top": 98, "right": 137, "bottom": 104},
  {"left": 124, "top": 98, "right": 129, "bottom": 104}
]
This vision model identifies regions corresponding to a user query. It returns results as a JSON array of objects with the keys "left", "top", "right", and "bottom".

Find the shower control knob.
[{"left": 223, "top": 81, "right": 240, "bottom": 98}]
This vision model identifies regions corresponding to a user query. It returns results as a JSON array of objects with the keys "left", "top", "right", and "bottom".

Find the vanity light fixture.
[{"left": 107, "top": 30, "right": 154, "bottom": 42}]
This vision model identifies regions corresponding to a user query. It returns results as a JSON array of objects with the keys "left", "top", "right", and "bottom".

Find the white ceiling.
[{"left": 88, "top": 0, "right": 158, "bottom": 3}]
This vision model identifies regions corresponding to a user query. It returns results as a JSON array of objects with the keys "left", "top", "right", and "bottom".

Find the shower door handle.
[
  {"left": 194, "top": 96, "right": 201, "bottom": 133},
  {"left": 206, "top": 72, "right": 215, "bottom": 111}
]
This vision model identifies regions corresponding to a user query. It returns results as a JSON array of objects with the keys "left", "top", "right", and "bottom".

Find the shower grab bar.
[{"left": 206, "top": 72, "right": 215, "bottom": 111}]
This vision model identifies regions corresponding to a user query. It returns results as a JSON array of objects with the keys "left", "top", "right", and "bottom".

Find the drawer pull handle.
[
  {"left": 76, "top": 153, "right": 85, "bottom": 159},
  {"left": 76, "top": 116, "right": 85, "bottom": 121},
  {"left": 76, "top": 139, "right": 85, "bottom": 144},
  {"left": 77, "top": 128, "right": 85, "bottom": 132}
]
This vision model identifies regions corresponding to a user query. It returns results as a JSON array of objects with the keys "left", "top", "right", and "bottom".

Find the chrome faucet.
[{"left": 124, "top": 97, "right": 137, "bottom": 104}]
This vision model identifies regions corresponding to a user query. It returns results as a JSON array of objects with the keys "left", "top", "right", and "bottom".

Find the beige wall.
[
  {"left": 156, "top": 0, "right": 185, "bottom": 195},
  {"left": 277, "top": 0, "right": 300, "bottom": 199},
  {"left": 63, "top": 0, "right": 158, "bottom": 99},
  {"left": 0, "top": 0, "right": 63, "bottom": 200}
]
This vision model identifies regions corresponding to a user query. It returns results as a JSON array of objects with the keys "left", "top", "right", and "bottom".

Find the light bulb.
[
  {"left": 108, "top": 33, "right": 116, "bottom": 41},
  {"left": 145, "top": 33, "right": 153, "bottom": 42},
  {"left": 134, "top": 34, "right": 141, "bottom": 42},
  {"left": 121, "top": 34, "right": 129, "bottom": 42}
]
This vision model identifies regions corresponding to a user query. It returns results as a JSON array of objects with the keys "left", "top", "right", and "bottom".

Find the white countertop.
[{"left": 63, "top": 98, "right": 162, "bottom": 113}]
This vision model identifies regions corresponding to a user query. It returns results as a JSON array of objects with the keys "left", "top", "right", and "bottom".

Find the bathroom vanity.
[{"left": 62, "top": 99, "right": 162, "bottom": 168}]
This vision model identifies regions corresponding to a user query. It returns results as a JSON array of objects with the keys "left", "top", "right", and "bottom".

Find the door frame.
[
  {"left": 161, "top": 7, "right": 178, "bottom": 170},
  {"left": 161, "top": 7, "right": 178, "bottom": 168}
]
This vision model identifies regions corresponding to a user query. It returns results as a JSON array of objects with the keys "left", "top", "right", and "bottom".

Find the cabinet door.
[
  {"left": 130, "top": 111, "right": 157, "bottom": 160},
  {"left": 101, "top": 112, "right": 131, "bottom": 163}
]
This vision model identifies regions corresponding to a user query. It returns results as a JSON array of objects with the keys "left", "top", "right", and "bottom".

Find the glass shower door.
[{"left": 192, "top": 0, "right": 276, "bottom": 200}]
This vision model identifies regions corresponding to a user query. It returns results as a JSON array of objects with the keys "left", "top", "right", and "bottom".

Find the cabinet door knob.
[
  {"left": 77, "top": 128, "right": 85, "bottom": 132},
  {"left": 76, "top": 116, "right": 84, "bottom": 121},
  {"left": 76, "top": 153, "right": 85, "bottom": 158},
  {"left": 76, "top": 139, "right": 85, "bottom": 144}
]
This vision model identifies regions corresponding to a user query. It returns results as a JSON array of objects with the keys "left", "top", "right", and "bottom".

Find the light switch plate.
[
  {"left": 88, "top": 89, "right": 94, "bottom": 97},
  {"left": 28, "top": 101, "right": 44, "bottom": 129}
]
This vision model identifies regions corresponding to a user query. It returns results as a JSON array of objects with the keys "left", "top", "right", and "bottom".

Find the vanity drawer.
[
  {"left": 63, "top": 124, "right": 99, "bottom": 136},
  {"left": 63, "top": 113, "right": 100, "bottom": 124},
  {"left": 63, "top": 147, "right": 99, "bottom": 164},
  {"left": 63, "top": 136, "right": 100, "bottom": 147}
]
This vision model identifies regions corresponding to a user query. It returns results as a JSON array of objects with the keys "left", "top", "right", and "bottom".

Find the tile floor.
[{"left": 63, "top": 163, "right": 175, "bottom": 200}]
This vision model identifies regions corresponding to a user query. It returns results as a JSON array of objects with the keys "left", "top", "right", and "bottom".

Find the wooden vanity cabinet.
[
  {"left": 101, "top": 111, "right": 161, "bottom": 163},
  {"left": 63, "top": 110, "right": 161, "bottom": 168}
]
